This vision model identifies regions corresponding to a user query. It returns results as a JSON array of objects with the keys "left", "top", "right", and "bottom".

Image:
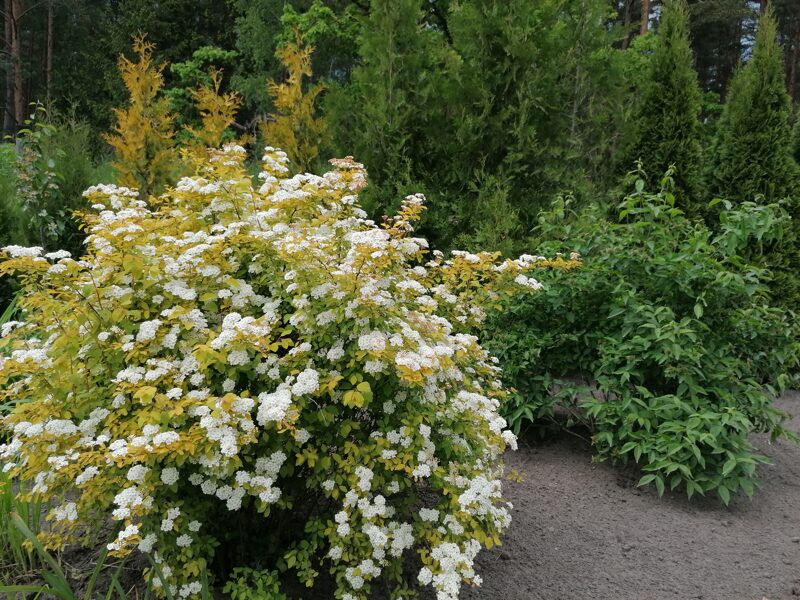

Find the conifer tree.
[
  {"left": 326, "top": 0, "right": 455, "bottom": 241},
  {"left": 624, "top": 0, "right": 704, "bottom": 208},
  {"left": 709, "top": 8, "right": 797, "bottom": 203},
  {"left": 184, "top": 69, "right": 243, "bottom": 150},
  {"left": 710, "top": 8, "right": 800, "bottom": 310},
  {"left": 261, "top": 33, "right": 327, "bottom": 173},
  {"left": 104, "top": 36, "right": 179, "bottom": 200}
]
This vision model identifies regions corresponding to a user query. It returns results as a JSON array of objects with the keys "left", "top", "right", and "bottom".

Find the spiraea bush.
[{"left": 0, "top": 145, "right": 566, "bottom": 599}]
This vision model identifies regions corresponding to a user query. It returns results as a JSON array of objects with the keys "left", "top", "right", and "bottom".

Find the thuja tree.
[
  {"left": 709, "top": 8, "right": 800, "bottom": 310},
  {"left": 104, "top": 36, "right": 179, "bottom": 200},
  {"left": 261, "top": 34, "right": 328, "bottom": 173},
  {"left": 444, "top": 0, "right": 624, "bottom": 239},
  {"left": 332, "top": 0, "right": 623, "bottom": 250},
  {"left": 623, "top": 0, "right": 704, "bottom": 209},
  {"left": 0, "top": 145, "right": 568, "bottom": 598},
  {"left": 709, "top": 8, "right": 798, "bottom": 203},
  {"left": 327, "top": 0, "right": 454, "bottom": 235}
]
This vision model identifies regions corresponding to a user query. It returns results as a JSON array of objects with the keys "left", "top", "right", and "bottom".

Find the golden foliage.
[
  {"left": 261, "top": 33, "right": 327, "bottom": 172},
  {"left": 184, "top": 69, "right": 243, "bottom": 151},
  {"left": 104, "top": 35, "right": 178, "bottom": 199}
]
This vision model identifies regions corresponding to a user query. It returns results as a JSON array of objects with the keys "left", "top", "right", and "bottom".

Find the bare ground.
[{"left": 460, "top": 392, "right": 800, "bottom": 600}]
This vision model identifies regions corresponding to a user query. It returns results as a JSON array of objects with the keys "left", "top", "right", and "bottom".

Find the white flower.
[
  {"left": 153, "top": 432, "right": 180, "bottom": 446},
  {"left": 138, "top": 533, "right": 157, "bottom": 553},
  {"left": 227, "top": 349, "right": 250, "bottom": 366},
  {"left": 126, "top": 465, "right": 150, "bottom": 483},
  {"left": 357, "top": 331, "right": 386, "bottom": 352},
  {"left": 76, "top": 466, "right": 99, "bottom": 485},
  {"left": 294, "top": 428, "right": 311, "bottom": 444},
  {"left": 2, "top": 245, "right": 43, "bottom": 258},
  {"left": 257, "top": 389, "right": 293, "bottom": 424},
  {"left": 136, "top": 319, "right": 162, "bottom": 342},
  {"left": 364, "top": 360, "right": 386, "bottom": 374},
  {"left": 107, "top": 524, "right": 139, "bottom": 552},
  {"left": 53, "top": 502, "right": 78, "bottom": 522},
  {"left": 419, "top": 508, "right": 439, "bottom": 522},
  {"left": 160, "top": 467, "right": 179, "bottom": 485},
  {"left": 291, "top": 368, "right": 319, "bottom": 396}
]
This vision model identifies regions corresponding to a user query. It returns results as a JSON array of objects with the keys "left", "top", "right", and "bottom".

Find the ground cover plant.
[
  {"left": 0, "top": 143, "right": 572, "bottom": 599},
  {"left": 484, "top": 168, "right": 800, "bottom": 504}
]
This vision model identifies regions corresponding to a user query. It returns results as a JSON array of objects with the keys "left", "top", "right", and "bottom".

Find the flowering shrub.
[{"left": 0, "top": 145, "right": 564, "bottom": 598}]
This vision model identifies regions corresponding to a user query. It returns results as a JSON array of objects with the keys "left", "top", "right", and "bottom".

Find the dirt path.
[{"left": 462, "top": 392, "right": 800, "bottom": 600}]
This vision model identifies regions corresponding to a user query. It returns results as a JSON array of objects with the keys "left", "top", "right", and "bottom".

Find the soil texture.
[{"left": 460, "top": 392, "right": 800, "bottom": 600}]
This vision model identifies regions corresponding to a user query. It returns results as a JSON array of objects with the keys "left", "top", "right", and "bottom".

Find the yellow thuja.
[
  {"left": 261, "top": 33, "right": 327, "bottom": 172},
  {"left": 184, "top": 69, "right": 243, "bottom": 152},
  {"left": 104, "top": 35, "right": 179, "bottom": 199}
]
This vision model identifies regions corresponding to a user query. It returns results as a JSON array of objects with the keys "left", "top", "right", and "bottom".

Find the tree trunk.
[
  {"left": 3, "top": 0, "right": 14, "bottom": 135},
  {"left": 621, "top": 0, "right": 634, "bottom": 49},
  {"left": 760, "top": 0, "right": 768, "bottom": 15},
  {"left": 790, "top": 25, "right": 800, "bottom": 104},
  {"left": 46, "top": 0, "right": 52, "bottom": 102},
  {"left": 640, "top": 0, "right": 651, "bottom": 35},
  {"left": 11, "top": 0, "right": 25, "bottom": 132}
]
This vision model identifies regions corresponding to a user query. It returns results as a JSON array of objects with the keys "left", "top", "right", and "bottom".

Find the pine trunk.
[
  {"left": 640, "top": 0, "right": 651, "bottom": 35},
  {"left": 621, "top": 0, "right": 634, "bottom": 49},
  {"left": 3, "top": 0, "right": 14, "bottom": 136},
  {"left": 10, "top": 0, "right": 25, "bottom": 132},
  {"left": 790, "top": 26, "right": 800, "bottom": 103},
  {"left": 46, "top": 0, "right": 53, "bottom": 102}
]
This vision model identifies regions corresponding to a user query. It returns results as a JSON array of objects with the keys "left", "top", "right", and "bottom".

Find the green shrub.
[
  {"left": 0, "top": 144, "right": 25, "bottom": 313},
  {"left": 483, "top": 169, "right": 799, "bottom": 504},
  {"left": 15, "top": 108, "right": 96, "bottom": 257},
  {"left": 0, "top": 145, "right": 557, "bottom": 598},
  {"left": 223, "top": 567, "right": 287, "bottom": 600}
]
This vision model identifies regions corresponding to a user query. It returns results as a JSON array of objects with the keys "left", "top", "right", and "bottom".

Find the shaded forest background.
[{"left": 2, "top": 0, "right": 800, "bottom": 254}]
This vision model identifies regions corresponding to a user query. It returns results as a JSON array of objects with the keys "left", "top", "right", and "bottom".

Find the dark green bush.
[
  {"left": 484, "top": 170, "right": 799, "bottom": 503},
  {"left": 0, "top": 144, "right": 25, "bottom": 312},
  {"left": 15, "top": 109, "right": 97, "bottom": 257}
]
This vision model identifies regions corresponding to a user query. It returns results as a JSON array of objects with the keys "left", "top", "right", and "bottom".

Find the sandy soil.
[{"left": 460, "top": 392, "right": 800, "bottom": 600}]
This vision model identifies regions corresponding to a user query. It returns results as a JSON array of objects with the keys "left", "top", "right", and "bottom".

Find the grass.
[{"left": 0, "top": 471, "right": 43, "bottom": 583}]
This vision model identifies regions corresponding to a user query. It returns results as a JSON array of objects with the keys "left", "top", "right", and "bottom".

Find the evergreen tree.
[
  {"left": 710, "top": 8, "right": 797, "bottom": 203},
  {"left": 261, "top": 34, "right": 328, "bottom": 172},
  {"left": 624, "top": 0, "right": 704, "bottom": 208},
  {"left": 710, "top": 8, "right": 800, "bottom": 310},
  {"left": 332, "top": 0, "right": 622, "bottom": 250},
  {"left": 327, "top": 0, "right": 454, "bottom": 232},
  {"left": 104, "top": 36, "right": 179, "bottom": 199},
  {"left": 446, "top": 0, "right": 623, "bottom": 239}
]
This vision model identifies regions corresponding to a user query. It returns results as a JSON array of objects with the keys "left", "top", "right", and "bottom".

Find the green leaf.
[
  {"left": 655, "top": 475, "right": 665, "bottom": 497},
  {"left": 693, "top": 303, "right": 703, "bottom": 319},
  {"left": 717, "top": 485, "right": 730, "bottom": 505},
  {"left": 722, "top": 457, "right": 737, "bottom": 477},
  {"left": 637, "top": 474, "right": 656, "bottom": 487}
]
